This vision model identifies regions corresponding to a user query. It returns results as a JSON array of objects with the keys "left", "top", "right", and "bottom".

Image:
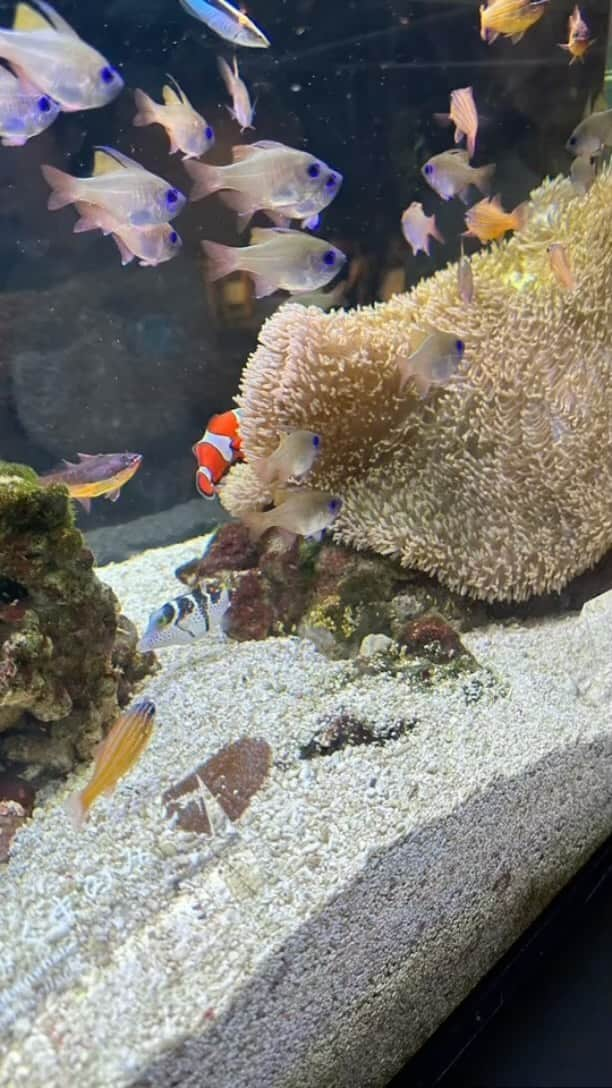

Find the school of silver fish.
[{"left": 4, "top": 0, "right": 603, "bottom": 817}]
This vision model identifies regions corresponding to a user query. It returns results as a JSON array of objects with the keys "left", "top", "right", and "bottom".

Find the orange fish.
[
  {"left": 64, "top": 700, "right": 156, "bottom": 829},
  {"left": 547, "top": 243, "right": 576, "bottom": 292},
  {"left": 435, "top": 87, "right": 479, "bottom": 159},
  {"left": 40, "top": 451, "right": 142, "bottom": 513},
  {"left": 480, "top": 0, "right": 549, "bottom": 44},
  {"left": 559, "top": 5, "right": 594, "bottom": 63},
  {"left": 463, "top": 195, "right": 528, "bottom": 244},
  {"left": 192, "top": 408, "right": 244, "bottom": 499}
]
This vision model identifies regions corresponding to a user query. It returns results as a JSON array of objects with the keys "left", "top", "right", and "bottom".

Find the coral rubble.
[
  {"left": 0, "top": 462, "right": 156, "bottom": 777},
  {"left": 221, "top": 168, "right": 612, "bottom": 601}
]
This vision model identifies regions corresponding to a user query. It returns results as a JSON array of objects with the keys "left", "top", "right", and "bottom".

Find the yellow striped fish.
[{"left": 64, "top": 700, "right": 156, "bottom": 828}]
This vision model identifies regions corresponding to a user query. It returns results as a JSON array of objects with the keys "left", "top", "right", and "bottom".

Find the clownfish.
[{"left": 192, "top": 408, "right": 244, "bottom": 499}]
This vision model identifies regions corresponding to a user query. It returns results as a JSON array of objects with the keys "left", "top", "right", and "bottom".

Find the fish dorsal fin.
[
  {"left": 93, "top": 146, "right": 145, "bottom": 175},
  {"left": 232, "top": 144, "right": 265, "bottom": 163},
  {"left": 23, "top": 0, "right": 79, "bottom": 37},
  {"left": 249, "top": 227, "right": 288, "bottom": 244},
  {"left": 251, "top": 139, "right": 287, "bottom": 151},
  {"left": 0, "top": 65, "right": 17, "bottom": 85},
  {"left": 163, "top": 75, "right": 187, "bottom": 107},
  {"left": 77, "top": 452, "right": 97, "bottom": 461},
  {"left": 13, "top": 2, "right": 52, "bottom": 32}
]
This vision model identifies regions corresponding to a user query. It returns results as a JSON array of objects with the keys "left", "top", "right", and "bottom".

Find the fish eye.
[
  {"left": 312, "top": 434, "right": 321, "bottom": 447},
  {"left": 424, "top": 163, "right": 434, "bottom": 176},
  {"left": 568, "top": 135, "right": 576, "bottom": 146},
  {"left": 322, "top": 250, "right": 336, "bottom": 266},
  {"left": 170, "top": 230, "right": 179, "bottom": 245},
  {"left": 328, "top": 498, "right": 341, "bottom": 513},
  {"left": 455, "top": 339, "right": 465, "bottom": 354},
  {"left": 325, "top": 173, "right": 337, "bottom": 189},
  {"left": 205, "top": 125, "right": 214, "bottom": 141},
  {"left": 100, "top": 66, "right": 116, "bottom": 85},
  {"left": 166, "top": 188, "right": 179, "bottom": 207},
  {"left": 307, "top": 162, "right": 321, "bottom": 179},
  {"left": 38, "top": 96, "right": 51, "bottom": 113}
]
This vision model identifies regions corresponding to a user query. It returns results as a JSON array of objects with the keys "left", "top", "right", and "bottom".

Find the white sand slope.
[{"left": 0, "top": 537, "right": 611, "bottom": 1088}]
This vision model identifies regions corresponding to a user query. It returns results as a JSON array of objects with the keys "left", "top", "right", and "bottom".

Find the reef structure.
[
  {"left": 0, "top": 463, "right": 154, "bottom": 780},
  {"left": 221, "top": 168, "right": 612, "bottom": 601}
]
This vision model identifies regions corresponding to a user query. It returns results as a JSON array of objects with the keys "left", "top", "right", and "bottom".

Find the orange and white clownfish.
[{"left": 192, "top": 408, "right": 244, "bottom": 499}]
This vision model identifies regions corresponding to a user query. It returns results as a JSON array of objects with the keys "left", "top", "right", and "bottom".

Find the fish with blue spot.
[
  {"left": 42, "top": 147, "right": 186, "bottom": 229},
  {"left": 133, "top": 77, "right": 215, "bottom": 160},
  {"left": 202, "top": 228, "right": 346, "bottom": 298},
  {"left": 0, "top": 67, "right": 59, "bottom": 146},
  {"left": 0, "top": 1, "right": 123, "bottom": 112}
]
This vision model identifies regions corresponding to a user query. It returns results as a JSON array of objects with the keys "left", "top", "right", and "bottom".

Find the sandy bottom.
[{"left": 0, "top": 535, "right": 610, "bottom": 1088}]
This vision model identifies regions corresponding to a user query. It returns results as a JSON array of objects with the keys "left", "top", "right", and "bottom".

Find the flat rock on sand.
[{"left": 0, "top": 538, "right": 611, "bottom": 1088}]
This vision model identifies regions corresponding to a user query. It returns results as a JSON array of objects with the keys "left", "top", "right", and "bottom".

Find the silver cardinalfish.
[
  {"left": 435, "top": 86, "right": 479, "bottom": 159},
  {"left": 217, "top": 55, "right": 254, "bottom": 132},
  {"left": 40, "top": 451, "right": 142, "bottom": 512},
  {"left": 185, "top": 140, "right": 342, "bottom": 226},
  {"left": 133, "top": 78, "right": 214, "bottom": 159},
  {"left": 398, "top": 333, "right": 465, "bottom": 397},
  {"left": 202, "top": 228, "right": 346, "bottom": 298},
  {"left": 73, "top": 203, "right": 182, "bottom": 268},
  {"left": 401, "top": 202, "right": 444, "bottom": 256},
  {"left": 422, "top": 149, "right": 495, "bottom": 203},
  {"left": 0, "top": 67, "right": 59, "bottom": 146},
  {"left": 566, "top": 109, "right": 612, "bottom": 158},
  {"left": 64, "top": 700, "right": 156, "bottom": 829},
  {"left": 254, "top": 431, "right": 321, "bottom": 486},
  {"left": 241, "top": 489, "right": 342, "bottom": 542},
  {"left": 138, "top": 583, "right": 232, "bottom": 651},
  {"left": 0, "top": 1, "right": 124, "bottom": 112},
  {"left": 559, "top": 6, "right": 594, "bottom": 64},
  {"left": 41, "top": 147, "right": 186, "bottom": 228},
  {"left": 547, "top": 243, "right": 576, "bottom": 292},
  {"left": 178, "top": 0, "right": 270, "bottom": 48}
]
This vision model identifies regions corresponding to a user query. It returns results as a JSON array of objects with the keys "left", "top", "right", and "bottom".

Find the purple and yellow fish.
[
  {"left": 40, "top": 451, "right": 142, "bottom": 512},
  {"left": 64, "top": 700, "right": 156, "bottom": 829}
]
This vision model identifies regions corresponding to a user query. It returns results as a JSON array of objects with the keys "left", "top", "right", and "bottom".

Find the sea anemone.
[{"left": 221, "top": 167, "right": 612, "bottom": 601}]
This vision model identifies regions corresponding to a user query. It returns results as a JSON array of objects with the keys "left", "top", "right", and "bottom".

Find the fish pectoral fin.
[
  {"left": 77, "top": 497, "right": 92, "bottom": 514},
  {"left": 251, "top": 273, "right": 279, "bottom": 299},
  {"left": 106, "top": 488, "right": 122, "bottom": 502},
  {"left": 13, "top": 2, "right": 53, "bottom": 33}
]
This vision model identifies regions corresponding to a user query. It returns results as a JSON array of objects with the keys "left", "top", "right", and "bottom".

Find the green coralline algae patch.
[{"left": 0, "top": 461, "right": 155, "bottom": 777}]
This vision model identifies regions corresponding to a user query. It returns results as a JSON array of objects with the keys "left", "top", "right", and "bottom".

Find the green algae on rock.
[{"left": 0, "top": 461, "right": 156, "bottom": 775}]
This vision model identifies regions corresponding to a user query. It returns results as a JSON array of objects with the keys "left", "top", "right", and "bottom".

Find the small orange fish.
[
  {"left": 547, "top": 243, "right": 576, "bottom": 292},
  {"left": 463, "top": 195, "right": 528, "bottom": 244},
  {"left": 559, "top": 5, "right": 594, "bottom": 63},
  {"left": 435, "top": 87, "right": 479, "bottom": 159},
  {"left": 480, "top": 0, "right": 548, "bottom": 44},
  {"left": 192, "top": 409, "right": 244, "bottom": 500},
  {"left": 64, "top": 700, "right": 156, "bottom": 829}
]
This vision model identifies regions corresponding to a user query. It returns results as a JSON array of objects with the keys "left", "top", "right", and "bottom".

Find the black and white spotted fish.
[{"left": 138, "top": 582, "right": 232, "bottom": 651}]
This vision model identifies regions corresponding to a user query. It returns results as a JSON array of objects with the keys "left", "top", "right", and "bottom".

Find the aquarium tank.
[{"left": 1, "top": 0, "right": 612, "bottom": 1085}]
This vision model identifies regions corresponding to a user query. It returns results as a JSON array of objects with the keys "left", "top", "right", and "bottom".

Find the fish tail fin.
[
  {"left": 474, "top": 162, "right": 495, "bottom": 195},
  {"left": 397, "top": 357, "right": 412, "bottom": 394},
  {"left": 195, "top": 466, "right": 217, "bottom": 499},
  {"left": 63, "top": 790, "right": 87, "bottom": 830},
  {"left": 431, "top": 219, "right": 445, "bottom": 245},
  {"left": 240, "top": 510, "right": 268, "bottom": 541},
  {"left": 41, "top": 164, "right": 77, "bottom": 211},
  {"left": 133, "top": 88, "right": 158, "bottom": 127},
  {"left": 512, "top": 201, "right": 529, "bottom": 232},
  {"left": 201, "top": 239, "right": 239, "bottom": 282},
  {"left": 184, "top": 159, "right": 222, "bottom": 202}
]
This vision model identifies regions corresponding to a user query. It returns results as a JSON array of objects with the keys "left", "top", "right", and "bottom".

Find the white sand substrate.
[{"left": 0, "top": 535, "right": 611, "bottom": 1088}]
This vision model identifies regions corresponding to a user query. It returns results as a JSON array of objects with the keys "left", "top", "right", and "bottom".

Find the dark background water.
[{"left": 0, "top": 0, "right": 607, "bottom": 543}]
